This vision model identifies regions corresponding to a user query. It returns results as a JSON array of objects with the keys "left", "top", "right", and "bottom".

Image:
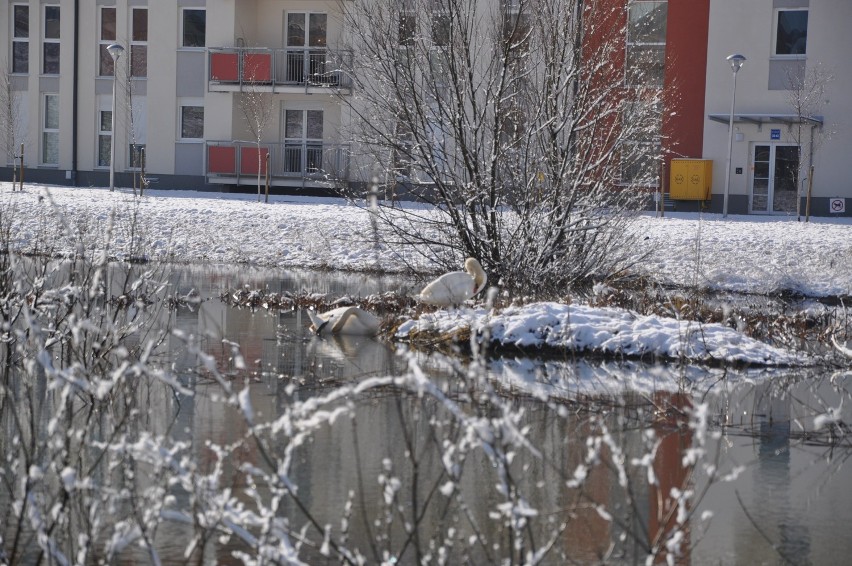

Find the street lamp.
[
  {"left": 722, "top": 53, "right": 746, "bottom": 217},
  {"left": 107, "top": 43, "right": 125, "bottom": 192}
]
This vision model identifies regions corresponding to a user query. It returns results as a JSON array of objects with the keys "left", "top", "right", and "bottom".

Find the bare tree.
[
  {"left": 338, "top": 0, "right": 661, "bottom": 296},
  {"left": 785, "top": 64, "right": 834, "bottom": 221},
  {"left": 238, "top": 54, "right": 276, "bottom": 203},
  {"left": 0, "top": 62, "right": 27, "bottom": 189}
]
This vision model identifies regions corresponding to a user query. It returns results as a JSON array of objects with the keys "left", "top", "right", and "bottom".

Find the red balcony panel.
[
  {"left": 210, "top": 53, "right": 239, "bottom": 82},
  {"left": 242, "top": 53, "right": 272, "bottom": 83},
  {"left": 208, "top": 146, "right": 237, "bottom": 174},
  {"left": 240, "top": 147, "right": 269, "bottom": 175}
]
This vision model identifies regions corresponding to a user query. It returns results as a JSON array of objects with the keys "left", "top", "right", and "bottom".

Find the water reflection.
[
  {"left": 3, "top": 262, "right": 852, "bottom": 565},
  {"left": 146, "top": 266, "right": 852, "bottom": 564}
]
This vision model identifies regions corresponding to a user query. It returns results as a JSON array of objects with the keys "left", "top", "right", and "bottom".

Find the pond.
[{"left": 2, "top": 263, "right": 851, "bottom": 565}]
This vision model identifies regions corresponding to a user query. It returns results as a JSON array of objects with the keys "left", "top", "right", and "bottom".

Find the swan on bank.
[
  {"left": 418, "top": 258, "right": 487, "bottom": 307},
  {"left": 306, "top": 306, "right": 382, "bottom": 336}
]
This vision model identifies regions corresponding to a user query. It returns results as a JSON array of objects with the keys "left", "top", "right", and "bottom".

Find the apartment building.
[
  {"left": 0, "top": 0, "right": 353, "bottom": 192},
  {"left": 700, "top": 0, "right": 852, "bottom": 216},
  {"left": 2, "top": 1, "right": 849, "bottom": 215}
]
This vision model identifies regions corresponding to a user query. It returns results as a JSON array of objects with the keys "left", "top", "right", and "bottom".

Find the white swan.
[
  {"left": 306, "top": 306, "right": 382, "bottom": 336},
  {"left": 418, "top": 258, "right": 487, "bottom": 307}
]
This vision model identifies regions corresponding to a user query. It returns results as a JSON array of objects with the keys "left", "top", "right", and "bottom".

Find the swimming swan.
[
  {"left": 419, "top": 258, "right": 487, "bottom": 307},
  {"left": 306, "top": 306, "right": 382, "bottom": 336}
]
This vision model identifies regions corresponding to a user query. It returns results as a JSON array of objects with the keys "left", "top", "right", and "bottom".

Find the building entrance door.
[{"left": 750, "top": 144, "right": 800, "bottom": 214}]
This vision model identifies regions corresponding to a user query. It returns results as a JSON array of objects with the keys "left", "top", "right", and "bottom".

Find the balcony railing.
[
  {"left": 206, "top": 140, "right": 350, "bottom": 185},
  {"left": 208, "top": 47, "right": 353, "bottom": 90}
]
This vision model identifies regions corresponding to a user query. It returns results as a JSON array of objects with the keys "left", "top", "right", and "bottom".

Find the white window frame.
[
  {"left": 772, "top": 8, "right": 808, "bottom": 59},
  {"left": 97, "top": 107, "right": 112, "bottom": 168},
  {"left": 42, "top": 5, "right": 60, "bottom": 75},
  {"left": 98, "top": 6, "right": 116, "bottom": 77},
  {"left": 625, "top": 0, "right": 667, "bottom": 88},
  {"left": 619, "top": 98, "right": 662, "bottom": 187},
  {"left": 130, "top": 7, "right": 148, "bottom": 77},
  {"left": 180, "top": 8, "right": 206, "bottom": 49},
  {"left": 42, "top": 93, "right": 59, "bottom": 166},
  {"left": 178, "top": 98, "right": 204, "bottom": 141},
  {"left": 128, "top": 96, "right": 147, "bottom": 168},
  {"left": 11, "top": 3, "right": 29, "bottom": 74}
]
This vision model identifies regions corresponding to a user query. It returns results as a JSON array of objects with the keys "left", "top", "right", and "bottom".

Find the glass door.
[
  {"left": 285, "top": 13, "right": 327, "bottom": 83},
  {"left": 283, "top": 109, "right": 323, "bottom": 174},
  {"left": 772, "top": 146, "right": 799, "bottom": 214},
  {"left": 750, "top": 144, "right": 800, "bottom": 214}
]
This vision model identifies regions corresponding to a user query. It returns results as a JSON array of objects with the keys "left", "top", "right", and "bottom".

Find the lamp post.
[
  {"left": 722, "top": 53, "right": 746, "bottom": 217},
  {"left": 107, "top": 43, "right": 125, "bottom": 191}
]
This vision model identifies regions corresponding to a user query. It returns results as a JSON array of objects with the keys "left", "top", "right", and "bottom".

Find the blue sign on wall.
[{"left": 771, "top": 129, "right": 781, "bottom": 140}]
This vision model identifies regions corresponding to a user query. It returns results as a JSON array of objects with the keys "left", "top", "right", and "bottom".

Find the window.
[
  {"left": 129, "top": 144, "right": 145, "bottom": 169},
  {"left": 42, "top": 94, "right": 59, "bottom": 165},
  {"left": 180, "top": 105, "right": 204, "bottom": 140},
  {"left": 283, "top": 109, "right": 323, "bottom": 173},
  {"left": 43, "top": 5, "right": 60, "bottom": 74},
  {"left": 399, "top": 13, "right": 415, "bottom": 46},
  {"left": 285, "top": 13, "right": 328, "bottom": 82},
  {"left": 620, "top": 142, "right": 660, "bottom": 185},
  {"left": 626, "top": 1, "right": 667, "bottom": 87},
  {"left": 774, "top": 9, "right": 808, "bottom": 56},
  {"left": 98, "top": 110, "right": 112, "bottom": 167},
  {"left": 129, "top": 97, "right": 147, "bottom": 165},
  {"left": 98, "top": 7, "right": 116, "bottom": 76},
  {"left": 431, "top": 11, "right": 450, "bottom": 47},
  {"left": 287, "top": 12, "right": 328, "bottom": 48},
  {"left": 131, "top": 8, "right": 148, "bottom": 76},
  {"left": 12, "top": 4, "right": 29, "bottom": 74},
  {"left": 181, "top": 9, "right": 206, "bottom": 48},
  {"left": 620, "top": 100, "right": 662, "bottom": 186}
]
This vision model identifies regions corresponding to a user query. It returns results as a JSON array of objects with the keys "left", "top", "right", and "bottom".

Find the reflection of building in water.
[
  {"left": 735, "top": 381, "right": 811, "bottom": 565},
  {"left": 651, "top": 391, "right": 693, "bottom": 565}
]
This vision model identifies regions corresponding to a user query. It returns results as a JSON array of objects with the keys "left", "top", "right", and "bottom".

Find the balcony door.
[
  {"left": 283, "top": 109, "right": 323, "bottom": 174},
  {"left": 285, "top": 13, "right": 327, "bottom": 83},
  {"left": 750, "top": 144, "right": 800, "bottom": 214}
]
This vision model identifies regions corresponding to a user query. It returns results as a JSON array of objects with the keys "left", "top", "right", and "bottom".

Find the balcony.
[
  {"left": 208, "top": 47, "right": 353, "bottom": 93},
  {"left": 206, "top": 140, "right": 350, "bottom": 188}
]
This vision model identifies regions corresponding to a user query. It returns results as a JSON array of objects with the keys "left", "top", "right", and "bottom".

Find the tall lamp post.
[
  {"left": 107, "top": 43, "right": 125, "bottom": 192},
  {"left": 722, "top": 53, "right": 746, "bottom": 217}
]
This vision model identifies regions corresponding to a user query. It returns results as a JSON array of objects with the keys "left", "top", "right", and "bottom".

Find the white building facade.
[
  {"left": 701, "top": 0, "right": 852, "bottom": 216},
  {"left": 0, "top": 0, "right": 356, "bottom": 192}
]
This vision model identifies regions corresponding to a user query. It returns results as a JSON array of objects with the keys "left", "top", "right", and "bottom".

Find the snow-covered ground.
[{"left": 4, "top": 183, "right": 850, "bottom": 365}]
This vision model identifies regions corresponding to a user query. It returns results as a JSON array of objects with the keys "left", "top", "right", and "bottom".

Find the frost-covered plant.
[{"left": 337, "top": 0, "right": 659, "bottom": 296}]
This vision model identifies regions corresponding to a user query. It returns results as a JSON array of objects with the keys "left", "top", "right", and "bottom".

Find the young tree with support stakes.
[
  {"left": 338, "top": 0, "right": 662, "bottom": 296},
  {"left": 785, "top": 64, "right": 834, "bottom": 221},
  {"left": 238, "top": 53, "right": 276, "bottom": 203},
  {"left": 0, "top": 62, "right": 27, "bottom": 190}
]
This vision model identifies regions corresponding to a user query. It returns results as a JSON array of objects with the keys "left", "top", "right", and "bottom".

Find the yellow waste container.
[{"left": 669, "top": 159, "right": 713, "bottom": 200}]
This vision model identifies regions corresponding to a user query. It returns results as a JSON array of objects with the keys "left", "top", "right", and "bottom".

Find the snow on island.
[{"left": 395, "top": 302, "right": 808, "bottom": 367}]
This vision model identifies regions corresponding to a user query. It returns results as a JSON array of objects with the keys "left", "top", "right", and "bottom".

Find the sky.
[{"left": 3, "top": 182, "right": 850, "bottom": 365}]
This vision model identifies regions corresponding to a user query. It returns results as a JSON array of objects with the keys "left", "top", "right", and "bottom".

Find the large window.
[
  {"left": 283, "top": 109, "right": 324, "bottom": 173},
  {"left": 98, "top": 7, "right": 116, "bottom": 76},
  {"left": 12, "top": 4, "right": 29, "bottom": 74},
  {"left": 774, "top": 9, "right": 808, "bottom": 56},
  {"left": 179, "top": 104, "right": 204, "bottom": 140},
  {"left": 181, "top": 9, "right": 206, "bottom": 48},
  {"left": 626, "top": 1, "right": 667, "bottom": 87},
  {"left": 43, "top": 5, "right": 60, "bottom": 74},
  {"left": 620, "top": 100, "right": 662, "bottom": 186},
  {"left": 129, "top": 96, "right": 147, "bottom": 167},
  {"left": 398, "top": 13, "right": 416, "bottom": 47},
  {"left": 131, "top": 8, "right": 148, "bottom": 77},
  {"left": 97, "top": 110, "right": 112, "bottom": 167},
  {"left": 286, "top": 13, "right": 328, "bottom": 82},
  {"left": 42, "top": 94, "right": 59, "bottom": 165},
  {"left": 130, "top": 144, "right": 146, "bottom": 169}
]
